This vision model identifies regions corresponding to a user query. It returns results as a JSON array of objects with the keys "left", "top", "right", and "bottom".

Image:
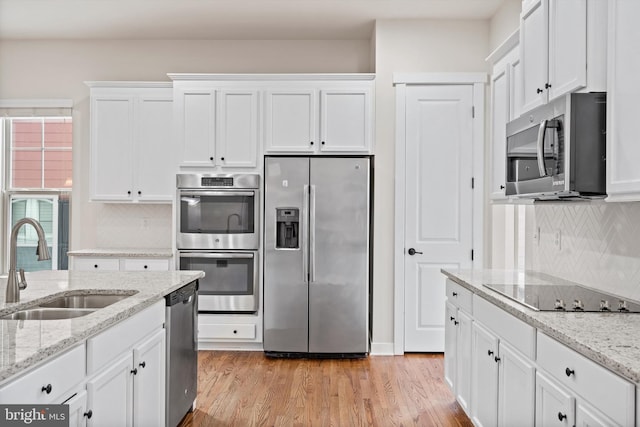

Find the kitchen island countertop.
[
  {"left": 443, "top": 269, "right": 640, "bottom": 384},
  {"left": 0, "top": 269, "right": 203, "bottom": 383}
]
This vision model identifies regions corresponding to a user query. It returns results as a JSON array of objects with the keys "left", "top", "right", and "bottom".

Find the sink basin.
[
  {"left": 38, "top": 294, "right": 132, "bottom": 309},
  {"left": 1, "top": 308, "right": 95, "bottom": 320}
]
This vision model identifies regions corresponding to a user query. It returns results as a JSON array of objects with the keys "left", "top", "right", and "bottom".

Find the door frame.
[{"left": 393, "top": 73, "right": 486, "bottom": 355}]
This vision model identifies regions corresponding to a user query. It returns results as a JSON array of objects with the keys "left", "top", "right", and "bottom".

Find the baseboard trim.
[{"left": 370, "top": 342, "right": 395, "bottom": 356}]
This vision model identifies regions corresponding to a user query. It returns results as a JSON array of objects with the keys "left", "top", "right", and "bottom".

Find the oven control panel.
[{"left": 201, "top": 177, "right": 234, "bottom": 187}]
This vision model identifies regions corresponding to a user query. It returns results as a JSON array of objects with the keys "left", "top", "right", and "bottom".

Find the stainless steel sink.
[
  {"left": 1, "top": 308, "right": 95, "bottom": 320},
  {"left": 37, "top": 294, "right": 132, "bottom": 309}
]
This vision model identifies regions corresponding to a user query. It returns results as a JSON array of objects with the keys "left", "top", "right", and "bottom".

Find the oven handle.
[
  {"left": 302, "top": 185, "right": 309, "bottom": 282},
  {"left": 179, "top": 252, "right": 255, "bottom": 259},
  {"left": 536, "top": 119, "right": 548, "bottom": 177},
  {"left": 179, "top": 191, "right": 256, "bottom": 198}
]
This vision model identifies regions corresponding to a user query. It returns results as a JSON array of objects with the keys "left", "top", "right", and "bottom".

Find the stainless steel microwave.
[{"left": 505, "top": 92, "right": 606, "bottom": 200}]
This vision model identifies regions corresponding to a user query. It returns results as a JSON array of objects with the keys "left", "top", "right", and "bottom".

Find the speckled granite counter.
[
  {"left": 67, "top": 248, "right": 173, "bottom": 258},
  {"left": 0, "top": 269, "right": 203, "bottom": 384},
  {"left": 442, "top": 269, "right": 640, "bottom": 384}
]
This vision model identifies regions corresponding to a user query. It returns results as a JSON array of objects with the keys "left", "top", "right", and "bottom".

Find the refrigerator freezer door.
[
  {"left": 308, "top": 157, "right": 370, "bottom": 353},
  {"left": 263, "top": 157, "right": 310, "bottom": 353}
]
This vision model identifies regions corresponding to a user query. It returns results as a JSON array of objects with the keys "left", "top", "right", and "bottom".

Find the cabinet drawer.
[
  {"left": 199, "top": 323, "right": 256, "bottom": 340},
  {"left": 122, "top": 258, "right": 170, "bottom": 271},
  {"left": 72, "top": 257, "right": 120, "bottom": 271},
  {"left": 87, "top": 300, "right": 165, "bottom": 374},
  {"left": 446, "top": 279, "right": 473, "bottom": 313},
  {"left": 473, "top": 294, "right": 536, "bottom": 359},
  {"left": 537, "top": 332, "right": 635, "bottom": 426},
  {"left": 0, "top": 344, "right": 85, "bottom": 404}
]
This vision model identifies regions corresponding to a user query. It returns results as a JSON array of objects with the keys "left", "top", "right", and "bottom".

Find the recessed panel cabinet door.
[
  {"left": 535, "top": 371, "right": 575, "bottom": 427},
  {"left": 86, "top": 353, "right": 133, "bottom": 427},
  {"left": 133, "top": 329, "right": 166, "bottom": 427},
  {"left": 320, "top": 89, "right": 371, "bottom": 152},
  {"left": 444, "top": 301, "right": 458, "bottom": 391},
  {"left": 91, "top": 95, "right": 135, "bottom": 200},
  {"left": 217, "top": 90, "right": 259, "bottom": 167},
  {"left": 520, "top": 0, "right": 548, "bottom": 112},
  {"left": 264, "top": 90, "right": 316, "bottom": 153},
  {"left": 498, "top": 342, "right": 535, "bottom": 427},
  {"left": 177, "top": 89, "right": 216, "bottom": 167},
  {"left": 471, "top": 322, "right": 499, "bottom": 427}
]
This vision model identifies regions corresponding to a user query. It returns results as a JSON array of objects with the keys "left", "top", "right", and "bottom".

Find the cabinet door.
[
  {"left": 176, "top": 88, "right": 216, "bottom": 167},
  {"left": 547, "top": 0, "right": 586, "bottom": 101},
  {"left": 136, "top": 93, "right": 174, "bottom": 201},
  {"left": 264, "top": 90, "right": 317, "bottom": 152},
  {"left": 217, "top": 90, "right": 259, "bottom": 167},
  {"left": 87, "top": 353, "right": 134, "bottom": 427},
  {"left": 576, "top": 400, "right": 619, "bottom": 427},
  {"left": 490, "top": 62, "right": 509, "bottom": 199},
  {"left": 455, "top": 310, "right": 473, "bottom": 413},
  {"left": 471, "top": 322, "right": 499, "bottom": 427},
  {"left": 91, "top": 95, "right": 134, "bottom": 201},
  {"left": 133, "top": 329, "right": 166, "bottom": 427},
  {"left": 71, "top": 257, "right": 121, "bottom": 271},
  {"left": 65, "top": 390, "right": 88, "bottom": 427},
  {"left": 509, "top": 54, "right": 523, "bottom": 120},
  {"left": 520, "top": 0, "right": 548, "bottom": 112},
  {"left": 444, "top": 301, "right": 458, "bottom": 391},
  {"left": 606, "top": 0, "right": 640, "bottom": 201},
  {"left": 121, "top": 258, "right": 170, "bottom": 271},
  {"left": 498, "top": 342, "right": 535, "bottom": 427},
  {"left": 535, "top": 371, "right": 575, "bottom": 427},
  {"left": 319, "top": 89, "right": 371, "bottom": 152}
]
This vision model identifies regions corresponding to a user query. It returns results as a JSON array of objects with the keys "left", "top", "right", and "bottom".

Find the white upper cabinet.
[
  {"left": 519, "top": 0, "right": 606, "bottom": 114},
  {"left": 263, "top": 78, "right": 374, "bottom": 154},
  {"left": 606, "top": 0, "right": 640, "bottom": 201},
  {"left": 487, "top": 32, "right": 520, "bottom": 200},
  {"left": 89, "top": 83, "right": 174, "bottom": 202},
  {"left": 175, "top": 87, "right": 217, "bottom": 168},
  {"left": 217, "top": 90, "right": 260, "bottom": 168}
]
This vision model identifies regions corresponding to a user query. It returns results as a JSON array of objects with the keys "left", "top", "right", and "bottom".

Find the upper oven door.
[{"left": 177, "top": 189, "right": 260, "bottom": 249}]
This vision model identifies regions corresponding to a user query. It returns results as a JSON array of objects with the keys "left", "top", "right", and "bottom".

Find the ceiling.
[{"left": 0, "top": 0, "right": 508, "bottom": 40}]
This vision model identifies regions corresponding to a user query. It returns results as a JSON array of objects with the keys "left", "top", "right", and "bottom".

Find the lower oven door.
[{"left": 179, "top": 251, "right": 258, "bottom": 313}]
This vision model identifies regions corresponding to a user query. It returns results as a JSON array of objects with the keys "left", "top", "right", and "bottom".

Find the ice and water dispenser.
[{"left": 276, "top": 208, "right": 299, "bottom": 249}]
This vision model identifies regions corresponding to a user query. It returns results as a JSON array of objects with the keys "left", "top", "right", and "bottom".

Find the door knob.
[{"left": 408, "top": 248, "right": 423, "bottom": 256}]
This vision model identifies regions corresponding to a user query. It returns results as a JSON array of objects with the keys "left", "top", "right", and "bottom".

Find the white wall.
[
  {"left": 489, "top": 0, "right": 521, "bottom": 51},
  {"left": 0, "top": 39, "right": 371, "bottom": 251},
  {"left": 373, "top": 19, "right": 490, "bottom": 350}
]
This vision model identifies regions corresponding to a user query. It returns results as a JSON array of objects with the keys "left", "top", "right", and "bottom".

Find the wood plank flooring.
[{"left": 178, "top": 351, "right": 472, "bottom": 427}]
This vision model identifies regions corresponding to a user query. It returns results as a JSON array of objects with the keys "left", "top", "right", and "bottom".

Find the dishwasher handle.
[{"left": 166, "top": 281, "right": 198, "bottom": 307}]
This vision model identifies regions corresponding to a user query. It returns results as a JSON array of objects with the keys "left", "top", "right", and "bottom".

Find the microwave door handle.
[
  {"left": 536, "top": 119, "right": 549, "bottom": 177},
  {"left": 302, "top": 185, "right": 309, "bottom": 282}
]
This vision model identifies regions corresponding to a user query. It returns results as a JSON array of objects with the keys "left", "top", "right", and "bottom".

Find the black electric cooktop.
[{"left": 483, "top": 283, "right": 640, "bottom": 312}]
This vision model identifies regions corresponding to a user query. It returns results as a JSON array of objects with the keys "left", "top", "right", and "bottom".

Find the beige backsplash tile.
[{"left": 95, "top": 204, "right": 172, "bottom": 249}]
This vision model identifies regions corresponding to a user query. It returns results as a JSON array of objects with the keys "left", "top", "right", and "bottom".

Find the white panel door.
[
  {"left": 404, "top": 85, "right": 474, "bottom": 352},
  {"left": 177, "top": 89, "right": 216, "bottom": 167},
  {"left": 133, "top": 329, "right": 166, "bottom": 427},
  {"left": 498, "top": 342, "right": 536, "bottom": 427},
  {"left": 217, "top": 90, "right": 259, "bottom": 167},
  {"left": 87, "top": 353, "right": 133, "bottom": 427},
  {"left": 264, "top": 90, "right": 316, "bottom": 152},
  {"left": 520, "top": 0, "right": 549, "bottom": 113},
  {"left": 136, "top": 94, "right": 174, "bottom": 201},
  {"left": 535, "top": 371, "right": 575, "bottom": 427}
]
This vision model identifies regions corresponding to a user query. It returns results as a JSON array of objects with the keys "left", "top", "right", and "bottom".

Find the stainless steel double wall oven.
[{"left": 177, "top": 174, "right": 260, "bottom": 313}]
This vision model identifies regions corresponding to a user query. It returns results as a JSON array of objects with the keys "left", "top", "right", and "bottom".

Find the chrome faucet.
[{"left": 5, "top": 218, "right": 51, "bottom": 303}]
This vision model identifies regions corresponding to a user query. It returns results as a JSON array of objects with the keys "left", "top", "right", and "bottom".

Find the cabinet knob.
[
  {"left": 536, "top": 88, "right": 543, "bottom": 94},
  {"left": 144, "top": 265, "right": 148, "bottom": 269},
  {"left": 545, "top": 82, "right": 552, "bottom": 89},
  {"left": 310, "top": 141, "right": 314, "bottom": 145},
  {"left": 41, "top": 384, "right": 52, "bottom": 394},
  {"left": 450, "top": 316, "right": 455, "bottom": 321},
  {"left": 452, "top": 292, "right": 458, "bottom": 297},
  {"left": 500, "top": 185, "right": 505, "bottom": 190},
  {"left": 557, "top": 412, "right": 567, "bottom": 421},
  {"left": 494, "top": 356, "right": 501, "bottom": 363},
  {"left": 220, "top": 157, "right": 225, "bottom": 161},
  {"left": 321, "top": 141, "right": 325, "bottom": 145},
  {"left": 94, "top": 264, "right": 98, "bottom": 269},
  {"left": 209, "top": 157, "right": 214, "bottom": 161},
  {"left": 139, "top": 361, "right": 146, "bottom": 368},
  {"left": 565, "top": 367, "right": 575, "bottom": 377},
  {"left": 84, "top": 410, "right": 93, "bottom": 419},
  {"left": 131, "top": 368, "right": 138, "bottom": 375},
  {"left": 137, "top": 190, "right": 141, "bottom": 195},
  {"left": 233, "top": 330, "right": 238, "bottom": 334},
  {"left": 487, "top": 350, "right": 494, "bottom": 356},
  {"left": 453, "top": 320, "right": 459, "bottom": 326},
  {"left": 127, "top": 191, "right": 131, "bottom": 195}
]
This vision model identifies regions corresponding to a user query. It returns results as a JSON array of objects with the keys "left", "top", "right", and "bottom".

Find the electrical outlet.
[
  {"left": 534, "top": 227, "right": 540, "bottom": 246},
  {"left": 142, "top": 218, "right": 149, "bottom": 228},
  {"left": 554, "top": 229, "right": 561, "bottom": 250}
]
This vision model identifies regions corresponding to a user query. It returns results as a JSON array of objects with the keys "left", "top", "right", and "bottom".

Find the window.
[{"left": 2, "top": 110, "right": 72, "bottom": 272}]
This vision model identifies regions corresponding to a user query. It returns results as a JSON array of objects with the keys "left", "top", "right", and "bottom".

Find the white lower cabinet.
[
  {"left": 132, "top": 329, "right": 166, "bottom": 427},
  {"left": 471, "top": 322, "right": 499, "bottom": 427},
  {"left": 87, "top": 353, "right": 133, "bottom": 427},
  {"left": 536, "top": 371, "right": 575, "bottom": 427},
  {"left": 70, "top": 256, "right": 172, "bottom": 271},
  {"left": 65, "top": 390, "right": 89, "bottom": 427}
]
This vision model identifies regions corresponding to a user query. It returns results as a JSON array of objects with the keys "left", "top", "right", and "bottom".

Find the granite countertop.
[
  {"left": 0, "top": 269, "right": 203, "bottom": 384},
  {"left": 442, "top": 269, "right": 640, "bottom": 384},
  {"left": 67, "top": 248, "right": 174, "bottom": 258}
]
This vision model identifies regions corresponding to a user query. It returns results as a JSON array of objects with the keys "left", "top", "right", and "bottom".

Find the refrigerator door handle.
[
  {"left": 309, "top": 184, "right": 316, "bottom": 283},
  {"left": 302, "top": 184, "right": 309, "bottom": 282}
]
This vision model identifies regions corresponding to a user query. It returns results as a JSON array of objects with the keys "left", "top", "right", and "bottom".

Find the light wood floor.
[{"left": 178, "top": 351, "right": 473, "bottom": 427}]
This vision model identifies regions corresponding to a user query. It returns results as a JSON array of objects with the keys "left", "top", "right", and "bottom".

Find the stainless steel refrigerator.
[{"left": 264, "top": 156, "right": 371, "bottom": 357}]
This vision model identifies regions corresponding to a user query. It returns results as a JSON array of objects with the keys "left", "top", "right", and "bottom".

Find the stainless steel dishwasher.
[{"left": 165, "top": 280, "right": 198, "bottom": 427}]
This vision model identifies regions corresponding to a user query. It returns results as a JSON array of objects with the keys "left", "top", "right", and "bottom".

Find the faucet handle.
[{"left": 18, "top": 269, "right": 27, "bottom": 290}]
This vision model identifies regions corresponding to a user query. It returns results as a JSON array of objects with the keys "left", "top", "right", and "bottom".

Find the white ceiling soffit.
[{"left": 0, "top": 0, "right": 505, "bottom": 40}]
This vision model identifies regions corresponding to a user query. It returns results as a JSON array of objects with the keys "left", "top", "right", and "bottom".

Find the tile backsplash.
[
  {"left": 527, "top": 201, "right": 640, "bottom": 301},
  {"left": 95, "top": 204, "right": 172, "bottom": 249}
]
